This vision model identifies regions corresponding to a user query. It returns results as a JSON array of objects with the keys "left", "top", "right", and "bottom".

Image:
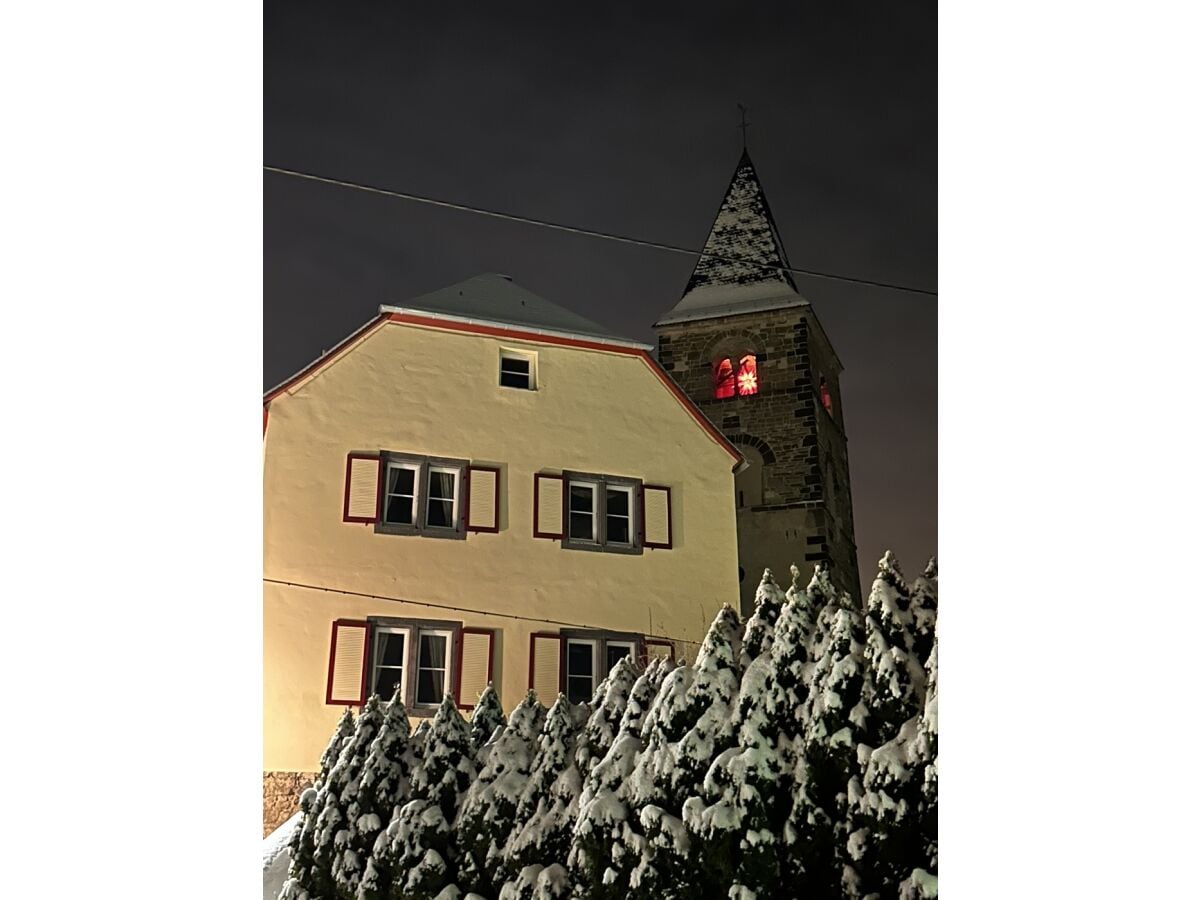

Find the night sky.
[{"left": 265, "top": 1, "right": 936, "bottom": 595}]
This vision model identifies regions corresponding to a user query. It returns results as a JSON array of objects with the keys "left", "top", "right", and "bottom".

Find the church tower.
[{"left": 654, "top": 150, "right": 860, "bottom": 614}]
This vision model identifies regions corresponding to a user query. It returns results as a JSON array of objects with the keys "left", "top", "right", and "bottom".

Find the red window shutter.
[
  {"left": 326, "top": 619, "right": 371, "bottom": 705},
  {"left": 641, "top": 484, "right": 673, "bottom": 549},
  {"left": 455, "top": 627, "right": 496, "bottom": 709},
  {"left": 533, "top": 473, "right": 564, "bottom": 539},
  {"left": 343, "top": 453, "right": 381, "bottom": 523},
  {"left": 465, "top": 466, "right": 501, "bottom": 533},
  {"left": 528, "top": 632, "right": 563, "bottom": 702}
]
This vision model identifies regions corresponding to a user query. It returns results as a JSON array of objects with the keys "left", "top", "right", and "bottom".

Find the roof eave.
[{"left": 379, "top": 304, "right": 653, "bottom": 352}]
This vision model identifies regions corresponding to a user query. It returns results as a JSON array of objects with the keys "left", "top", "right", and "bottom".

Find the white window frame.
[
  {"left": 565, "top": 638, "right": 599, "bottom": 704},
  {"left": 604, "top": 484, "right": 635, "bottom": 547},
  {"left": 370, "top": 625, "right": 412, "bottom": 701},
  {"left": 424, "top": 466, "right": 461, "bottom": 531},
  {"left": 382, "top": 461, "right": 422, "bottom": 527},
  {"left": 567, "top": 480, "right": 599, "bottom": 544},
  {"left": 414, "top": 627, "right": 455, "bottom": 708},
  {"left": 499, "top": 348, "right": 537, "bottom": 390}
]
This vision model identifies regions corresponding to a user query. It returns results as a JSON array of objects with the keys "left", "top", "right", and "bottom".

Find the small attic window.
[{"left": 500, "top": 349, "right": 536, "bottom": 390}]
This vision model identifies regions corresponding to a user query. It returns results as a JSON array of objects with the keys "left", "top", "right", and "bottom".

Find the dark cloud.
[{"left": 265, "top": 0, "right": 936, "bottom": 593}]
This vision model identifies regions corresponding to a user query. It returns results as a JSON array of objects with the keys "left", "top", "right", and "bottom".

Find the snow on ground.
[{"left": 263, "top": 812, "right": 299, "bottom": 900}]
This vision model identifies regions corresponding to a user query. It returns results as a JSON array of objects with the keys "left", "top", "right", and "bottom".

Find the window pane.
[
  {"left": 416, "top": 668, "right": 444, "bottom": 704},
  {"left": 500, "top": 370, "right": 530, "bottom": 389},
  {"left": 500, "top": 358, "right": 530, "bottom": 374},
  {"left": 737, "top": 355, "right": 759, "bottom": 396},
  {"left": 385, "top": 494, "right": 414, "bottom": 524},
  {"left": 379, "top": 632, "right": 406, "bottom": 667},
  {"left": 427, "top": 498, "right": 454, "bottom": 528},
  {"left": 606, "top": 515, "right": 630, "bottom": 545},
  {"left": 606, "top": 644, "right": 632, "bottom": 672},
  {"left": 606, "top": 489, "right": 630, "bottom": 516},
  {"left": 419, "top": 634, "right": 448, "bottom": 668},
  {"left": 567, "top": 642, "right": 594, "bottom": 678},
  {"left": 428, "top": 471, "right": 456, "bottom": 501},
  {"left": 569, "top": 484, "right": 594, "bottom": 513},
  {"left": 566, "top": 675, "right": 592, "bottom": 705},
  {"left": 387, "top": 466, "right": 415, "bottom": 494},
  {"left": 569, "top": 512, "right": 594, "bottom": 541},
  {"left": 713, "top": 358, "right": 735, "bottom": 399},
  {"left": 374, "top": 666, "right": 404, "bottom": 697}
]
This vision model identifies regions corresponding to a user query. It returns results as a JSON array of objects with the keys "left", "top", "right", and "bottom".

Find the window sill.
[
  {"left": 560, "top": 539, "right": 643, "bottom": 556},
  {"left": 374, "top": 523, "right": 467, "bottom": 541}
]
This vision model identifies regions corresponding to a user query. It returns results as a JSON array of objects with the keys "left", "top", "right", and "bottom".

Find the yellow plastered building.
[{"left": 262, "top": 274, "right": 743, "bottom": 829}]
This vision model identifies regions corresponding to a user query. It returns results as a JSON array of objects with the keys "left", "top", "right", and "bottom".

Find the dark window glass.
[
  {"left": 566, "top": 640, "right": 595, "bottom": 704},
  {"left": 500, "top": 356, "right": 532, "bottom": 389},
  {"left": 605, "top": 643, "right": 633, "bottom": 673},
  {"left": 567, "top": 642, "right": 593, "bottom": 676},
  {"left": 426, "top": 470, "right": 456, "bottom": 528},
  {"left": 379, "top": 632, "right": 407, "bottom": 667},
  {"left": 374, "top": 666, "right": 404, "bottom": 697},
  {"left": 416, "top": 633, "right": 448, "bottom": 705},
  {"left": 416, "top": 668, "right": 444, "bottom": 704},
  {"left": 384, "top": 465, "right": 416, "bottom": 525},
  {"left": 606, "top": 488, "right": 631, "bottom": 545},
  {"left": 569, "top": 484, "right": 595, "bottom": 541}
]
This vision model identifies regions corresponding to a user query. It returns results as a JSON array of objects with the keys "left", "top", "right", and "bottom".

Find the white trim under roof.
[{"left": 380, "top": 305, "right": 654, "bottom": 351}]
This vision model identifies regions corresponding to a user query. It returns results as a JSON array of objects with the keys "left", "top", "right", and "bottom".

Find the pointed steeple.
[{"left": 657, "top": 150, "right": 805, "bottom": 327}]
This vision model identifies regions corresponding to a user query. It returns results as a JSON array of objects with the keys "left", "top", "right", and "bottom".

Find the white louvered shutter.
[
  {"left": 641, "top": 484, "right": 672, "bottom": 549},
  {"left": 343, "top": 454, "right": 381, "bottom": 523},
  {"left": 326, "top": 620, "right": 371, "bottom": 705},
  {"left": 529, "top": 633, "right": 563, "bottom": 703},
  {"left": 534, "top": 473, "right": 564, "bottom": 538},
  {"left": 466, "top": 466, "right": 500, "bottom": 532},
  {"left": 456, "top": 629, "right": 494, "bottom": 709}
]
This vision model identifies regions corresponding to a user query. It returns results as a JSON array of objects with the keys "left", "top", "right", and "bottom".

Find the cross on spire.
[{"left": 737, "top": 103, "right": 751, "bottom": 149}]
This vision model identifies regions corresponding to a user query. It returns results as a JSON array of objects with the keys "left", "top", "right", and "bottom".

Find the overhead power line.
[
  {"left": 263, "top": 576, "right": 706, "bottom": 650},
  {"left": 264, "top": 165, "right": 937, "bottom": 298}
]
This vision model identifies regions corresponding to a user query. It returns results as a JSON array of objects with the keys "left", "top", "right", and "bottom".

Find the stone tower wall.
[{"left": 656, "top": 304, "right": 860, "bottom": 609}]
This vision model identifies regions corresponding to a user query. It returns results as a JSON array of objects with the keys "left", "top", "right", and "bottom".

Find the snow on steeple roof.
[{"left": 656, "top": 150, "right": 808, "bottom": 327}]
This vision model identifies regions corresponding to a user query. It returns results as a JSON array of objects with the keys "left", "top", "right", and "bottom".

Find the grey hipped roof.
[
  {"left": 382, "top": 273, "right": 646, "bottom": 347},
  {"left": 656, "top": 150, "right": 808, "bottom": 327}
]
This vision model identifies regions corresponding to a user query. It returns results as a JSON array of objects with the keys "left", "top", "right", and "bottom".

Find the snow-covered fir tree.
[
  {"left": 497, "top": 863, "right": 571, "bottom": 900},
  {"left": 912, "top": 638, "right": 937, "bottom": 886},
  {"left": 455, "top": 691, "right": 545, "bottom": 896},
  {"left": 670, "top": 604, "right": 743, "bottom": 797},
  {"left": 345, "top": 688, "right": 414, "bottom": 900},
  {"left": 569, "top": 658, "right": 670, "bottom": 898},
  {"left": 309, "top": 696, "right": 385, "bottom": 898},
  {"left": 791, "top": 594, "right": 871, "bottom": 896},
  {"left": 863, "top": 553, "right": 926, "bottom": 746},
  {"left": 741, "top": 568, "right": 786, "bottom": 667},
  {"left": 468, "top": 684, "right": 507, "bottom": 755},
  {"left": 369, "top": 695, "right": 477, "bottom": 900},
  {"left": 909, "top": 557, "right": 938, "bottom": 668},
  {"left": 574, "top": 656, "right": 637, "bottom": 776},
  {"left": 503, "top": 695, "right": 585, "bottom": 888},
  {"left": 281, "top": 708, "right": 356, "bottom": 899}
]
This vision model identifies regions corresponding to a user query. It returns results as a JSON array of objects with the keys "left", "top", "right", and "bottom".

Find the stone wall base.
[{"left": 263, "top": 771, "right": 317, "bottom": 837}]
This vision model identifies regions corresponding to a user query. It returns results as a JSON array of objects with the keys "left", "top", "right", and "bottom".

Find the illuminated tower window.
[
  {"left": 713, "top": 358, "right": 735, "bottom": 399},
  {"left": 737, "top": 355, "right": 758, "bottom": 396}
]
